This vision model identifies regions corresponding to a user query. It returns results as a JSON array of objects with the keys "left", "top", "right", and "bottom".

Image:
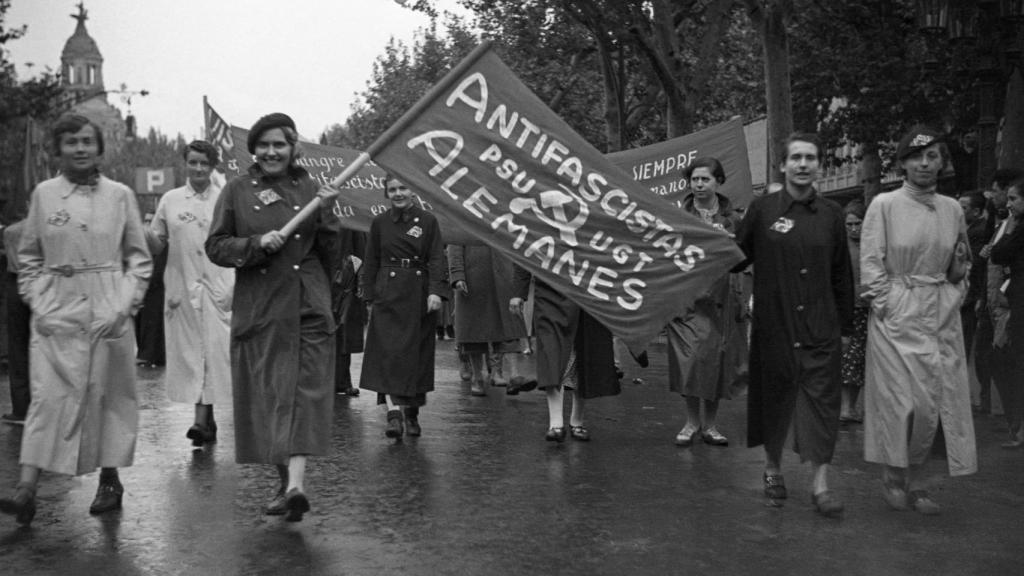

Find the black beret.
[
  {"left": 247, "top": 112, "right": 296, "bottom": 154},
  {"left": 895, "top": 124, "right": 943, "bottom": 161}
]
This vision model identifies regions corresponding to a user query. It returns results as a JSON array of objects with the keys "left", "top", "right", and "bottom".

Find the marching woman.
[
  {"left": 510, "top": 266, "right": 620, "bottom": 442},
  {"left": 668, "top": 157, "right": 748, "bottom": 447},
  {"left": 147, "top": 140, "right": 234, "bottom": 447},
  {"left": 448, "top": 244, "right": 529, "bottom": 396},
  {"left": 359, "top": 174, "right": 445, "bottom": 439},
  {"left": 861, "top": 125, "right": 977, "bottom": 515},
  {"left": 0, "top": 114, "right": 152, "bottom": 525},
  {"left": 206, "top": 113, "right": 337, "bottom": 522}
]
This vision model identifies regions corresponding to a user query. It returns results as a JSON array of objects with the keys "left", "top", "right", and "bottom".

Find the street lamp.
[{"left": 108, "top": 83, "right": 149, "bottom": 139}]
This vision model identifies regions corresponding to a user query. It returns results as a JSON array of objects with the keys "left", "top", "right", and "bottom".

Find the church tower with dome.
[{"left": 60, "top": 2, "right": 126, "bottom": 151}]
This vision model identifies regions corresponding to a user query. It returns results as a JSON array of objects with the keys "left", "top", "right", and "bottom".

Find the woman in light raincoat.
[
  {"left": 147, "top": 140, "right": 233, "bottom": 447},
  {"left": 0, "top": 115, "right": 152, "bottom": 526},
  {"left": 861, "top": 125, "right": 977, "bottom": 516}
]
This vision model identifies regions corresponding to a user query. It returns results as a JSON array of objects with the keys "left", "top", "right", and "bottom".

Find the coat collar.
[
  {"left": 58, "top": 172, "right": 102, "bottom": 199},
  {"left": 778, "top": 186, "right": 820, "bottom": 213},
  {"left": 389, "top": 204, "right": 422, "bottom": 223}
]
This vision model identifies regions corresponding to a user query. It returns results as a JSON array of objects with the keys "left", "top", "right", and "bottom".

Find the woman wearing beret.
[
  {"left": 359, "top": 174, "right": 445, "bottom": 439},
  {"left": 147, "top": 140, "right": 234, "bottom": 447},
  {"left": 861, "top": 125, "right": 977, "bottom": 515},
  {"left": 206, "top": 113, "right": 338, "bottom": 522},
  {"left": 0, "top": 115, "right": 152, "bottom": 526}
]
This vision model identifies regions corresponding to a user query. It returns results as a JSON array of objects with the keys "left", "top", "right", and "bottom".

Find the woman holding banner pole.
[
  {"left": 206, "top": 112, "right": 338, "bottom": 522},
  {"left": 668, "top": 157, "right": 748, "bottom": 447},
  {"left": 359, "top": 174, "right": 445, "bottom": 439}
]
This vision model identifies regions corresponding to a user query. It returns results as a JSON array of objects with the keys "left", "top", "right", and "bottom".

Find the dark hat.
[
  {"left": 895, "top": 124, "right": 943, "bottom": 161},
  {"left": 247, "top": 113, "right": 296, "bottom": 154}
]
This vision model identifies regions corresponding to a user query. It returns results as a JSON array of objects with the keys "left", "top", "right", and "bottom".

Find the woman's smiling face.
[{"left": 254, "top": 128, "right": 292, "bottom": 176}]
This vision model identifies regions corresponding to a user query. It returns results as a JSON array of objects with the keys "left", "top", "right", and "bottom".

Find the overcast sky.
[{"left": 5, "top": 0, "right": 468, "bottom": 140}]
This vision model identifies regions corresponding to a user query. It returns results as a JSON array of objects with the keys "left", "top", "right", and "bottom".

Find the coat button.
[
  {"left": 793, "top": 342, "right": 802, "bottom": 349},
  {"left": 260, "top": 269, "right": 267, "bottom": 275},
  {"left": 389, "top": 271, "right": 396, "bottom": 278},
  {"left": 415, "top": 270, "right": 422, "bottom": 276},
  {"left": 293, "top": 205, "right": 300, "bottom": 211},
  {"left": 294, "top": 234, "right": 301, "bottom": 239},
  {"left": 293, "top": 265, "right": 300, "bottom": 270},
  {"left": 254, "top": 206, "right": 261, "bottom": 211},
  {"left": 799, "top": 268, "right": 808, "bottom": 275},
  {"left": 796, "top": 305, "right": 805, "bottom": 311}
]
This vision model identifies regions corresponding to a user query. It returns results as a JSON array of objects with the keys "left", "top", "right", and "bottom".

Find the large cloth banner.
[
  {"left": 368, "top": 43, "right": 745, "bottom": 349},
  {"left": 608, "top": 117, "right": 753, "bottom": 209}
]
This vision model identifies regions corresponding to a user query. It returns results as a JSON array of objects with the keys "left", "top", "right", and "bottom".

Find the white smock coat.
[
  {"left": 860, "top": 186, "right": 977, "bottom": 476},
  {"left": 148, "top": 182, "right": 233, "bottom": 404},
  {"left": 17, "top": 175, "right": 152, "bottom": 476}
]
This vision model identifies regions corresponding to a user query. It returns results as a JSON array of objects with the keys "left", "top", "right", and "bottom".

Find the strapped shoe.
[
  {"left": 570, "top": 425, "right": 591, "bottom": 441},
  {"left": 545, "top": 427, "right": 567, "bottom": 443},
  {"left": 763, "top": 472, "right": 787, "bottom": 500},
  {"left": 385, "top": 410, "right": 404, "bottom": 438},
  {"left": 89, "top": 476, "right": 124, "bottom": 514}
]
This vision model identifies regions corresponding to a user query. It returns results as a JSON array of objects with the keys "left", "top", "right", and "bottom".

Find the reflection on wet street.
[{"left": 1, "top": 340, "right": 1022, "bottom": 575}]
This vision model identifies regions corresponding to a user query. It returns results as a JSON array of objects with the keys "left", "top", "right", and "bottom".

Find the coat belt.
[{"left": 44, "top": 263, "right": 121, "bottom": 277}]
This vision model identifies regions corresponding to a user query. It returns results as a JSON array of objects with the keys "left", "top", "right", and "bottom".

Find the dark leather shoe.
[
  {"left": 186, "top": 424, "right": 216, "bottom": 447},
  {"left": 89, "top": 477, "right": 124, "bottom": 514},
  {"left": 0, "top": 483, "right": 37, "bottom": 525},
  {"left": 763, "top": 472, "right": 787, "bottom": 500},
  {"left": 570, "top": 425, "right": 591, "bottom": 441},
  {"left": 385, "top": 410, "right": 404, "bottom": 438},
  {"left": 701, "top": 427, "right": 729, "bottom": 446},
  {"left": 284, "top": 488, "right": 310, "bottom": 522},
  {"left": 265, "top": 488, "right": 287, "bottom": 515},
  {"left": 405, "top": 408, "right": 422, "bottom": 437},
  {"left": 545, "top": 427, "right": 567, "bottom": 443}
]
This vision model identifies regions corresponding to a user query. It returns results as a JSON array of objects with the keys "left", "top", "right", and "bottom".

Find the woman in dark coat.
[
  {"left": 990, "top": 180, "right": 1024, "bottom": 448},
  {"left": 359, "top": 174, "right": 445, "bottom": 439},
  {"left": 332, "top": 229, "right": 366, "bottom": 396},
  {"left": 668, "top": 157, "right": 747, "bottom": 447},
  {"left": 510, "top": 266, "right": 620, "bottom": 442},
  {"left": 449, "top": 244, "right": 529, "bottom": 396},
  {"left": 205, "top": 113, "right": 337, "bottom": 522}
]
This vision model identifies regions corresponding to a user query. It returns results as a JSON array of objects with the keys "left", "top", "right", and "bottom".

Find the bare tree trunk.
[
  {"left": 998, "top": 68, "right": 1024, "bottom": 173},
  {"left": 748, "top": 0, "right": 793, "bottom": 184},
  {"left": 859, "top": 141, "right": 882, "bottom": 205}
]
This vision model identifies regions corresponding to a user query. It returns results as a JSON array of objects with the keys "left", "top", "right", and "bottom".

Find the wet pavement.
[{"left": 1, "top": 339, "right": 1022, "bottom": 575}]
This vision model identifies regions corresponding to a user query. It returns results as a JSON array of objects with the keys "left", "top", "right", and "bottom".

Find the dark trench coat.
[
  {"left": 358, "top": 205, "right": 445, "bottom": 402},
  {"left": 205, "top": 165, "right": 337, "bottom": 465},
  {"left": 734, "top": 190, "right": 853, "bottom": 463}
]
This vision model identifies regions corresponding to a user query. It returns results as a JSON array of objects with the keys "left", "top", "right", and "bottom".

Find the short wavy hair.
[
  {"left": 182, "top": 139, "right": 219, "bottom": 167},
  {"left": 51, "top": 114, "right": 104, "bottom": 156},
  {"left": 683, "top": 156, "right": 726, "bottom": 185}
]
